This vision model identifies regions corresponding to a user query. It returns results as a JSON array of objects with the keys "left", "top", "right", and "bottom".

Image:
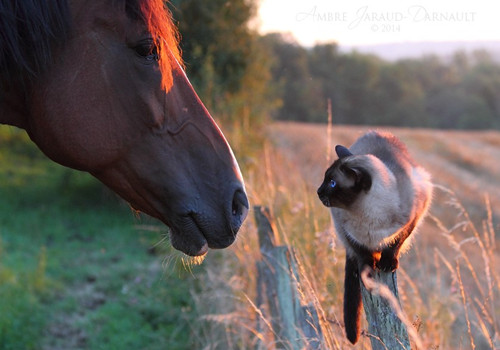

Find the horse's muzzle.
[{"left": 170, "top": 185, "right": 249, "bottom": 257}]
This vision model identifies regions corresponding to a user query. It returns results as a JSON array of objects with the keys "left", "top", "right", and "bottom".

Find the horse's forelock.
[{"left": 137, "top": 0, "right": 183, "bottom": 91}]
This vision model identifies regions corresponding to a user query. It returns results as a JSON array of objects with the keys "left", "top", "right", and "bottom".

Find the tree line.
[
  {"left": 169, "top": 0, "right": 500, "bottom": 130},
  {"left": 263, "top": 34, "right": 500, "bottom": 129}
]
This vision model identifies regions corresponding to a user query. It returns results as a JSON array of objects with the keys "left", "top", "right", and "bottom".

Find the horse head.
[{"left": 0, "top": 0, "right": 248, "bottom": 256}]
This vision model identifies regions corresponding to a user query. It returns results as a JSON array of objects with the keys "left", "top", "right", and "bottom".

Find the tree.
[
  {"left": 308, "top": 43, "right": 340, "bottom": 120},
  {"left": 334, "top": 52, "right": 382, "bottom": 125},
  {"left": 374, "top": 60, "right": 427, "bottom": 126},
  {"left": 463, "top": 61, "right": 500, "bottom": 128},
  {"left": 260, "top": 34, "right": 324, "bottom": 122}
]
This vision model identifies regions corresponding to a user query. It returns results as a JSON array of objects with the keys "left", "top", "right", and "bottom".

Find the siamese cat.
[{"left": 317, "top": 131, "right": 432, "bottom": 344}]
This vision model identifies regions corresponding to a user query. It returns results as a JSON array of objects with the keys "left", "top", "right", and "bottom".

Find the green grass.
[{"left": 0, "top": 126, "right": 203, "bottom": 349}]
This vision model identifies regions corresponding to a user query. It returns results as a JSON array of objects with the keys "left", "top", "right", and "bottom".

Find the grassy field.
[
  {"left": 1, "top": 122, "right": 499, "bottom": 349},
  {"left": 190, "top": 122, "right": 499, "bottom": 349},
  {"left": 0, "top": 126, "right": 208, "bottom": 349}
]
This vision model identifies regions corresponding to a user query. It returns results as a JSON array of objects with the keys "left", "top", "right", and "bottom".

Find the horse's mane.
[
  {"left": 0, "top": 0, "right": 70, "bottom": 86},
  {"left": 0, "top": 0, "right": 181, "bottom": 90}
]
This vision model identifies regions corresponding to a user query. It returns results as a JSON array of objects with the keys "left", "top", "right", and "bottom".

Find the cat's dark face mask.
[{"left": 317, "top": 145, "right": 372, "bottom": 209}]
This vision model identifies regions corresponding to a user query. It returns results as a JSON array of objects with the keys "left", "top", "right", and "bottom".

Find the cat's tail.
[{"left": 344, "top": 255, "right": 362, "bottom": 344}]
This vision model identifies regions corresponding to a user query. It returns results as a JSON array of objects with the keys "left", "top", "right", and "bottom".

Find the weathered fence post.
[
  {"left": 360, "top": 268, "right": 418, "bottom": 349},
  {"left": 254, "top": 206, "right": 323, "bottom": 350}
]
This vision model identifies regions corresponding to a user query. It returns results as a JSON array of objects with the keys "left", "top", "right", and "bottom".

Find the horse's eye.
[{"left": 134, "top": 40, "right": 159, "bottom": 61}]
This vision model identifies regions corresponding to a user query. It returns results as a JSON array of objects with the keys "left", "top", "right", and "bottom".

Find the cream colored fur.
[{"left": 330, "top": 150, "right": 432, "bottom": 254}]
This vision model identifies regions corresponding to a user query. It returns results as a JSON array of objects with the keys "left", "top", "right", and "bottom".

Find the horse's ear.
[{"left": 335, "top": 145, "right": 353, "bottom": 159}]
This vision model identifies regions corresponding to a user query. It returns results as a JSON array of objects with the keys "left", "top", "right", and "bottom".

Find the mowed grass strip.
[{"left": 0, "top": 126, "right": 202, "bottom": 350}]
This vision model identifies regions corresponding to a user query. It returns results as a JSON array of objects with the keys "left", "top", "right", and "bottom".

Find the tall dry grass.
[{"left": 186, "top": 123, "right": 499, "bottom": 349}]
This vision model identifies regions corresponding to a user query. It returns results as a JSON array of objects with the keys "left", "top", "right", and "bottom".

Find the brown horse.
[{"left": 0, "top": 0, "right": 248, "bottom": 257}]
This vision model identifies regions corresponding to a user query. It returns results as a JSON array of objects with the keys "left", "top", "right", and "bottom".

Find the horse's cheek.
[{"left": 28, "top": 39, "right": 146, "bottom": 170}]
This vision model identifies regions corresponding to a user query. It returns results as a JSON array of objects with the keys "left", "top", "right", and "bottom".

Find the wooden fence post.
[
  {"left": 360, "top": 268, "right": 418, "bottom": 349},
  {"left": 254, "top": 206, "right": 323, "bottom": 350}
]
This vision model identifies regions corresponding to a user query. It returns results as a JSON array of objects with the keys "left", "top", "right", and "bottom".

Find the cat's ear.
[
  {"left": 344, "top": 166, "right": 372, "bottom": 192},
  {"left": 335, "top": 145, "right": 353, "bottom": 159}
]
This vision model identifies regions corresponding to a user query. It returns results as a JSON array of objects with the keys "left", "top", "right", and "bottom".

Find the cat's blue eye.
[{"left": 329, "top": 180, "right": 336, "bottom": 188}]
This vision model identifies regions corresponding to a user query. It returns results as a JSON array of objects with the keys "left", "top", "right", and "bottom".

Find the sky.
[{"left": 257, "top": 0, "right": 498, "bottom": 47}]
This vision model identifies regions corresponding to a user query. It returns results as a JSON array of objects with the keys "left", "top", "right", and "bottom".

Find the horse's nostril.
[{"left": 231, "top": 189, "right": 249, "bottom": 226}]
